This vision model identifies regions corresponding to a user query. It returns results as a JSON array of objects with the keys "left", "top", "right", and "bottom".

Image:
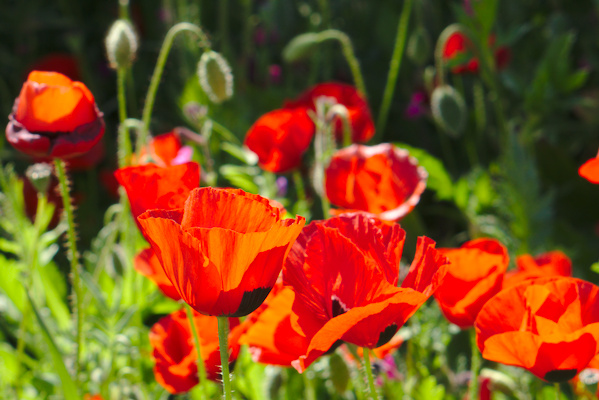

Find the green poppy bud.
[
  {"left": 431, "top": 85, "right": 466, "bottom": 137},
  {"left": 282, "top": 32, "right": 322, "bottom": 62},
  {"left": 407, "top": 27, "right": 431, "bottom": 66},
  {"left": 328, "top": 352, "right": 350, "bottom": 394},
  {"left": 197, "top": 50, "right": 234, "bottom": 104},
  {"left": 26, "top": 163, "right": 53, "bottom": 194},
  {"left": 105, "top": 19, "right": 138, "bottom": 70}
]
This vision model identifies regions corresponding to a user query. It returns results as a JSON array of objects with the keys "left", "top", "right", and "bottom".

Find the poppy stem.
[
  {"left": 362, "top": 348, "right": 379, "bottom": 400},
  {"left": 554, "top": 382, "right": 561, "bottom": 399},
  {"left": 302, "top": 368, "right": 317, "bottom": 400},
  {"left": 184, "top": 303, "right": 208, "bottom": 399},
  {"left": 468, "top": 328, "right": 481, "bottom": 400},
  {"left": 140, "top": 22, "right": 211, "bottom": 148},
  {"left": 54, "top": 159, "right": 83, "bottom": 387},
  {"left": 217, "top": 316, "right": 232, "bottom": 400},
  {"left": 375, "top": 0, "right": 413, "bottom": 138},
  {"left": 116, "top": 68, "right": 132, "bottom": 168},
  {"left": 321, "top": 30, "right": 367, "bottom": 99}
]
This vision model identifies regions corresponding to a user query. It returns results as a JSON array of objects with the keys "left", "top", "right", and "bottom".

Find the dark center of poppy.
[
  {"left": 544, "top": 368, "right": 578, "bottom": 383},
  {"left": 229, "top": 286, "right": 272, "bottom": 317},
  {"left": 331, "top": 295, "right": 350, "bottom": 318},
  {"left": 376, "top": 324, "right": 399, "bottom": 348}
]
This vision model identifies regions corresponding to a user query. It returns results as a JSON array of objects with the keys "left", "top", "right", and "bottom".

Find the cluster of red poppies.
[{"left": 5, "top": 70, "right": 599, "bottom": 397}]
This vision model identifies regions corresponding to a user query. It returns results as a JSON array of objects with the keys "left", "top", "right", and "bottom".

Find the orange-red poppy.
[
  {"left": 282, "top": 213, "right": 448, "bottom": 372},
  {"left": 475, "top": 277, "right": 599, "bottom": 382},
  {"left": 238, "top": 283, "right": 310, "bottom": 366},
  {"left": 443, "top": 32, "right": 510, "bottom": 74},
  {"left": 114, "top": 162, "right": 200, "bottom": 230},
  {"left": 138, "top": 187, "right": 305, "bottom": 317},
  {"left": 134, "top": 247, "right": 180, "bottom": 301},
  {"left": 503, "top": 251, "right": 572, "bottom": 289},
  {"left": 434, "top": 238, "right": 509, "bottom": 329},
  {"left": 579, "top": 150, "right": 599, "bottom": 184},
  {"left": 244, "top": 108, "right": 314, "bottom": 173},
  {"left": 6, "top": 71, "right": 104, "bottom": 159},
  {"left": 133, "top": 130, "right": 193, "bottom": 167},
  {"left": 285, "top": 82, "right": 374, "bottom": 143},
  {"left": 149, "top": 308, "right": 241, "bottom": 394},
  {"left": 325, "top": 144, "right": 427, "bottom": 221}
]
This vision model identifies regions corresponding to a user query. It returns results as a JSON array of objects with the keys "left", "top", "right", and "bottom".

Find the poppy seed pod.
[
  {"left": 25, "top": 163, "right": 53, "bottom": 194},
  {"left": 197, "top": 50, "right": 234, "bottom": 104},
  {"left": 105, "top": 19, "right": 138, "bottom": 70},
  {"left": 431, "top": 85, "right": 466, "bottom": 137}
]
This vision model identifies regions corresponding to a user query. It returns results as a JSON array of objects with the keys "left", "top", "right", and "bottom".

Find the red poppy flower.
[
  {"left": 285, "top": 82, "right": 375, "bottom": 143},
  {"left": 475, "top": 277, "right": 599, "bottom": 382},
  {"left": 149, "top": 308, "right": 241, "bottom": 394},
  {"left": 134, "top": 247, "right": 180, "bottom": 301},
  {"left": 325, "top": 144, "right": 427, "bottom": 221},
  {"left": 138, "top": 187, "right": 305, "bottom": 317},
  {"left": 134, "top": 130, "right": 193, "bottom": 167},
  {"left": 434, "top": 238, "right": 509, "bottom": 329},
  {"left": 114, "top": 162, "right": 200, "bottom": 230},
  {"left": 503, "top": 251, "right": 572, "bottom": 289},
  {"left": 6, "top": 71, "right": 104, "bottom": 159},
  {"left": 239, "top": 284, "right": 310, "bottom": 366},
  {"left": 83, "top": 395, "right": 103, "bottom": 400},
  {"left": 579, "top": 151, "right": 599, "bottom": 184},
  {"left": 443, "top": 32, "right": 510, "bottom": 74},
  {"left": 244, "top": 108, "right": 314, "bottom": 173},
  {"left": 282, "top": 213, "right": 448, "bottom": 372}
]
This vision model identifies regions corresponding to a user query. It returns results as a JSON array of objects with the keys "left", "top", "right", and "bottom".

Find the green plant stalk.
[
  {"left": 219, "top": 0, "right": 230, "bottom": 57},
  {"left": 140, "top": 22, "right": 211, "bottom": 148},
  {"left": 293, "top": 171, "right": 307, "bottom": 203},
  {"left": 217, "top": 316, "right": 232, "bottom": 400},
  {"left": 54, "top": 159, "right": 83, "bottom": 386},
  {"left": 302, "top": 368, "right": 317, "bottom": 400},
  {"left": 117, "top": 68, "right": 132, "bottom": 167},
  {"left": 318, "top": 30, "right": 366, "bottom": 98},
  {"left": 469, "top": 328, "right": 481, "bottom": 400},
  {"left": 375, "top": 0, "right": 413, "bottom": 137},
  {"left": 185, "top": 303, "right": 208, "bottom": 400},
  {"left": 554, "top": 382, "right": 560, "bottom": 400},
  {"left": 363, "top": 348, "right": 378, "bottom": 400}
]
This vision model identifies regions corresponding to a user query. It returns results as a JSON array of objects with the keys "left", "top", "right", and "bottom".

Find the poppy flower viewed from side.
[
  {"left": 434, "top": 238, "right": 509, "bottom": 329},
  {"left": 475, "top": 277, "right": 599, "bottom": 383},
  {"left": 285, "top": 82, "right": 375, "bottom": 143},
  {"left": 244, "top": 108, "right": 315, "bottom": 173},
  {"left": 6, "top": 71, "right": 105, "bottom": 159},
  {"left": 503, "top": 251, "right": 572, "bottom": 289},
  {"left": 579, "top": 150, "right": 599, "bottom": 184},
  {"left": 134, "top": 247, "right": 181, "bottom": 301},
  {"left": 442, "top": 32, "right": 510, "bottom": 74},
  {"left": 283, "top": 213, "right": 448, "bottom": 372},
  {"left": 325, "top": 144, "right": 427, "bottom": 221},
  {"left": 149, "top": 308, "right": 241, "bottom": 394},
  {"left": 138, "top": 187, "right": 305, "bottom": 317}
]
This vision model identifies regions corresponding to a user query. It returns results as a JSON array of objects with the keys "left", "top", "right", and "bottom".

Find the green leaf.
[
  {"left": 414, "top": 376, "right": 445, "bottom": 400},
  {"left": 471, "top": 0, "right": 498, "bottom": 36}
]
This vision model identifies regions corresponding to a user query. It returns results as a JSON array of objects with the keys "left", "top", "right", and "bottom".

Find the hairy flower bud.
[
  {"left": 431, "top": 85, "right": 466, "bottom": 137},
  {"left": 197, "top": 50, "right": 234, "bottom": 104},
  {"left": 105, "top": 20, "right": 138, "bottom": 70},
  {"left": 26, "top": 163, "right": 53, "bottom": 194}
]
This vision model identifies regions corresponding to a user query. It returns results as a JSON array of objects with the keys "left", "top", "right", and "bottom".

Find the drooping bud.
[
  {"left": 105, "top": 19, "right": 138, "bottom": 70},
  {"left": 407, "top": 26, "right": 431, "bottom": 66},
  {"left": 423, "top": 66, "right": 437, "bottom": 93},
  {"left": 282, "top": 32, "right": 321, "bottom": 62},
  {"left": 197, "top": 50, "right": 234, "bottom": 104},
  {"left": 431, "top": 85, "right": 466, "bottom": 137},
  {"left": 26, "top": 163, "right": 53, "bottom": 194},
  {"left": 328, "top": 353, "right": 350, "bottom": 394}
]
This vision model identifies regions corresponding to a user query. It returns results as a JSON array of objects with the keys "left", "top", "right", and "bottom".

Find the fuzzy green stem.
[
  {"left": 117, "top": 68, "right": 132, "bottom": 167},
  {"left": 293, "top": 171, "right": 307, "bottom": 203},
  {"left": 185, "top": 304, "right": 208, "bottom": 400},
  {"left": 140, "top": 22, "right": 211, "bottom": 148},
  {"left": 375, "top": 0, "right": 413, "bottom": 137},
  {"left": 54, "top": 159, "right": 82, "bottom": 386},
  {"left": 363, "top": 348, "right": 378, "bottom": 400},
  {"left": 554, "top": 382, "right": 560, "bottom": 400},
  {"left": 217, "top": 316, "right": 232, "bottom": 400},
  {"left": 319, "top": 30, "right": 367, "bottom": 98},
  {"left": 302, "top": 368, "right": 317, "bottom": 400},
  {"left": 469, "top": 328, "right": 481, "bottom": 400}
]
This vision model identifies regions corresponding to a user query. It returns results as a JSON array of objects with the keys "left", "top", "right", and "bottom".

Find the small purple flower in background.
[
  {"left": 276, "top": 176, "right": 288, "bottom": 197},
  {"left": 374, "top": 355, "right": 403, "bottom": 386},
  {"left": 269, "top": 64, "right": 282, "bottom": 84},
  {"left": 463, "top": 0, "right": 473, "bottom": 16},
  {"left": 405, "top": 91, "right": 429, "bottom": 119},
  {"left": 254, "top": 26, "right": 267, "bottom": 46}
]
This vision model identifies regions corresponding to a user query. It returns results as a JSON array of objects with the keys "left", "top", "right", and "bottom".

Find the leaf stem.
[{"left": 469, "top": 328, "right": 481, "bottom": 400}]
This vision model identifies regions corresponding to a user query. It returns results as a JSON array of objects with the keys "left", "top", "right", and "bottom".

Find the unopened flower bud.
[
  {"left": 282, "top": 32, "right": 321, "bottom": 62},
  {"left": 105, "top": 20, "right": 138, "bottom": 70},
  {"left": 431, "top": 85, "right": 466, "bottom": 137},
  {"left": 328, "top": 353, "right": 350, "bottom": 394},
  {"left": 197, "top": 50, "right": 234, "bottom": 104},
  {"left": 407, "top": 27, "right": 431, "bottom": 66},
  {"left": 26, "top": 163, "right": 53, "bottom": 194}
]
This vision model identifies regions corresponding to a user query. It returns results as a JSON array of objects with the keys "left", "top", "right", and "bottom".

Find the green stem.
[
  {"left": 362, "top": 348, "right": 378, "bottom": 400},
  {"left": 554, "top": 382, "right": 560, "bottom": 400},
  {"left": 375, "top": 0, "right": 413, "bottom": 137},
  {"left": 217, "top": 316, "right": 232, "bottom": 400},
  {"left": 117, "top": 68, "right": 132, "bottom": 167},
  {"left": 185, "top": 304, "right": 208, "bottom": 400},
  {"left": 54, "top": 159, "right": 82, "bottom": 386},
  {"left": 469, "top": 329, "right": 481, "bottom": 400},
  {"left": 219, "top": 0, "right": 230, "bottom": 58},
  {"left": 292, "top": 171, "right": 306, "bottom": 203},
  {"left": 319, "top": 30, "right": 367, "bottom": 98},
  {"left": 302, "top": 368, "right": 317, "bottom": 400},
  {"left": 140, "top": 22, "right": 211, "bottom": 148}
]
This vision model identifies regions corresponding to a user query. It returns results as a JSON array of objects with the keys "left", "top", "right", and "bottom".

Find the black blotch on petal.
[
  {"left": 544, "top": 368, "right": 578, "bottom": 383},
  {"left": 375, "top": 324, "right": 398, "bottom": 348},
  {"left": 229, "top": 286, "right": 272, "bottom": 317}
]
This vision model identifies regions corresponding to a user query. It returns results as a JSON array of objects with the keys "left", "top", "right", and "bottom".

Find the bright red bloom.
[
  {"left": 443, "top": 32, "right": 510, "bottom": 74},
  {"left": 134, "top": 130, "right": 193, "bottom": 167},
  {"left": 6, "top": 71, "right": 104, "bottom": 159},
  {"left": 244, "top": 108, "right": 314, "bottom": 173},
  {"left": 503, "top": 251, "right": 572, "bottom": 289},
  {"left": 114, "top": 162, "right": 200, "bottom": 230},
  {"left": 134, "top": 247, "right": 180, "bottom": 301},
  {"left": 283, "top": 214, "right": 448, "bottom": 372},
  {"left": 285, "top": 82, "right": 375, "bottom": 143},
  {"left": 434, "top": 238, "right": 509, "bottom": 329},
  {"left": 239, "top": 284, "right": 310, "bottom": 366},
  {"left": 138, "top": 187, "right": 305, "bottom": 317},
  {"left": 149, "top": 308, "right": 240, "bottom": 394},
  {"left": 475, "top": 277, "right": 599, "bottom": 382},
  {"left": 579, "top": 150, "right": 599, "bottom": 184},
  {"left": 325, "top": 144, "right": 427, "bottom": 221}
]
